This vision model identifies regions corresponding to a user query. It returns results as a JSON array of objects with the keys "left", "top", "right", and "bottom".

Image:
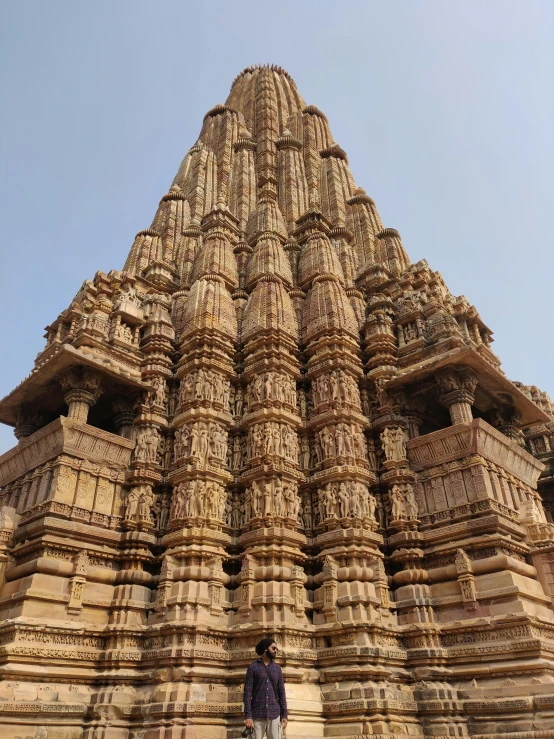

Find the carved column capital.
[
  {"left": 491, "top": 406, "right": 523, "bottom": 444},
  {"left": 60, "top": 367, "right": 103, "bottom": 423},
  {"left": 436, "top": 368, "right": 477, "bottom": 426},
  {"left": 113, "top": 398, "right": 136, "bottom": 439},
  {"left": 14, "top": 406, "right": 45, "bottom": 440}
]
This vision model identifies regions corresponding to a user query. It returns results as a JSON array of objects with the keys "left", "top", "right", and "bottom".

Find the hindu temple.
[{"left": 0, "top": 64, "right": 553, "bottom": 739}]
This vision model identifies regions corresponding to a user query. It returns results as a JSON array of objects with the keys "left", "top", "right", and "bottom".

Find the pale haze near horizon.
[{"left": 0, "top": 0, "right": 553, "bottom": 454}]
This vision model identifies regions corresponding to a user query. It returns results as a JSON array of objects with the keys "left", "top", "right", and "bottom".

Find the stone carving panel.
[
  {"left": 310, "top": 370, "right": 360, "bottom": 412},
  {"left": 314, "top": 481, "right": 377, "bottom": 524},
  {"left": 246, "top": 422, "right": 298, "bottom": 464},
  {"left": 174, "top": 422, "right": 228, "bottom": 467},
  {"left": 242, "top": 479, "right": 300, "bottom": 523},
  {"left": 317, "top": 423, "right": 366, "bottom": 465},
  {"left": 179, "top": 369, "right": 231, "bottom": 411},
  {"left": 247, "top": 372, "right": 297, "bottom": 408},
  {"left": 170, "top": 480, "right": 227, "bottom": 523}
]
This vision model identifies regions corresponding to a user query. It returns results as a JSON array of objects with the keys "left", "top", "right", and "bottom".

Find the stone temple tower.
[{"left": 0, "top": 64, "right": 553, "bottom": 739}]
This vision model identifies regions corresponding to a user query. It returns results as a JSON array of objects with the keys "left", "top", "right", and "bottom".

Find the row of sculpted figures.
[
  {"left": 179, "top": 368, "right": 231, "bottom": 409},
  {"left": 311, "top": 369, "right": 361, "bottom": 410},
  {"left": 173, "top": 422, "right": 228, "bottom": 464},
  {"left": 121, "top": 364, "right": 419, "bottom": 534},
  {"left": 122, "top": 478, "right": 418, "bottom": 534},
  {"left": 245, "top": 421, "right": 299, "bottom": 462},
  {"left": 164, "top": 369, "right": 370, "bottom": 421},
  {"left": 163, "top": 366, "right": 375, "bottom": 430},
  {"left": 247, "top": 372, "right": 297, "bottom": 407},
  {"left": 134, "top": 423, "right": 392, "bottom": 475}
]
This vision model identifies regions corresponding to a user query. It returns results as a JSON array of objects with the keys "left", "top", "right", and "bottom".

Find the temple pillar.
[
  {"left": 436, "top": 368, "right": 478, "bottom": 426},
  {"left": 113, "top": 398, "right": 136, "bottom": 439},
  {"left": 14, "top": 406, "right": 44, "bottom": 440},
  {"left": 60, "top": 367, "right": 102, "bottom": 423}
]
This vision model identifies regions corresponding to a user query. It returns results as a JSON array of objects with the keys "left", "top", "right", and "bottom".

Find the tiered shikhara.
[{"left": 0, "top": 65, "right": 553, "bottom": 739}]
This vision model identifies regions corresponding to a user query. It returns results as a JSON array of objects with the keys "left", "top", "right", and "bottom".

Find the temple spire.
[
  {"left": 123, "top": 65, "right": 384, "bottom": 287},
  {"left": 0, "top": 64, "right": 552, "bottom": 739}
]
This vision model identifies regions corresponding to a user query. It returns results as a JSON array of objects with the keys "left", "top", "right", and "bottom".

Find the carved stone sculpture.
[
  {"left": 404, "top": 484, "right": 419, "bottom": 520},
  {"left": 381, "top": 426, "right": 407, "bottom": 462},
  {"left": 390, "top": 485, "right": 406, "bottom": 520}
]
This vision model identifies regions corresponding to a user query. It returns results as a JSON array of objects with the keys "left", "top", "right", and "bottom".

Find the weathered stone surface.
[{"left": 0, "top": 64, "right": 553, "bottom": 738}]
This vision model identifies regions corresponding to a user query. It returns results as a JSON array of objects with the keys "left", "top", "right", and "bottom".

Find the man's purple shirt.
[{"left": 243, "top": 658, "right": 288, "bottom": 720}]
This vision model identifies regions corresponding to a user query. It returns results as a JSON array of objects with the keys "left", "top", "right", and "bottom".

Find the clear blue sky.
[{"left": 1, "top": 1, "right": 553, "bottom": 454}]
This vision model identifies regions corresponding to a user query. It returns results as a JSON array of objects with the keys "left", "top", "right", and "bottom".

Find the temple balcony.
[
  {"left": 407, "top": 418, "right": 544, "bottom": 530},
  {"left": 0, "top": 417, "right": 135, "bottom": 525},
  {"left": 399, "top": 419, "right": 554, "bottom": 622}
]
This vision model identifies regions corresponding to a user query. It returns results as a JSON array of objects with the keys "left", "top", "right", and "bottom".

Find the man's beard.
[{"left": 266, "top": 651, "right": 276, "bottom": 660}]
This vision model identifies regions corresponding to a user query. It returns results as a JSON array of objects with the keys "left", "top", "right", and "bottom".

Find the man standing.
[{"left": 244, "top": 637, "right": 288, "bottom": 738}]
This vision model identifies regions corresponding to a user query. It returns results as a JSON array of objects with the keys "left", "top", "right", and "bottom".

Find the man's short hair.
[{"left": 255, "top": 637, "right": 275, "bottom": 655}]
